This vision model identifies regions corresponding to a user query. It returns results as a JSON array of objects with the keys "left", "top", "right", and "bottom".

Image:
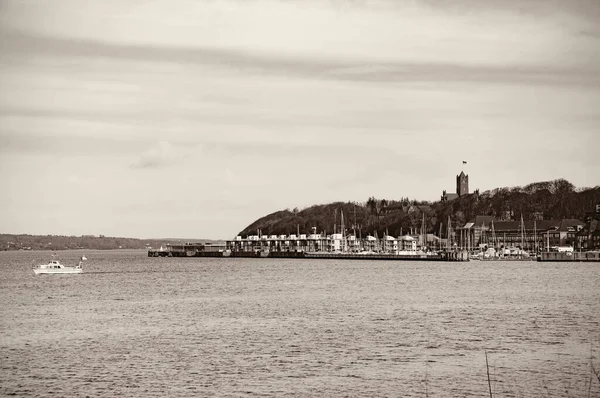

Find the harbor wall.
[
  {"left": 538, "top": 251, "right": 600, "bottom": 262},
  {"left": 148, "top": 248, "right": 470, "bottom": 261}
]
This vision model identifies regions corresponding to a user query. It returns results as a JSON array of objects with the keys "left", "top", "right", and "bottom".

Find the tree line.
[
  {"left": 0, "top": 234, "right": 221, "bottom": 251},
  {"left": 239, "top": 179, "right": 600, "bottom": 238}
]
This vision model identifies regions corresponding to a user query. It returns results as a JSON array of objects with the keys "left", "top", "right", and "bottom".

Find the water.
[{"left": 1, "top": 250, "right": 599, "bottom": 397}]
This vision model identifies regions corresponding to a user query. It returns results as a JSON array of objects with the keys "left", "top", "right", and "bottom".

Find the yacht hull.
[{"left": 33, "top": 268, "right": 82, "bottom": 275}]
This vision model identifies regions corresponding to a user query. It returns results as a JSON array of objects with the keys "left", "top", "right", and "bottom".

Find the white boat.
[{"left": 33, "top": 256, "right": 86, "bottom": 275}]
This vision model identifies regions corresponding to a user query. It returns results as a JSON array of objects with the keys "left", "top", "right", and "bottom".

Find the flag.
[{"left": 462, "top": 161, "right": 467, "bottom": 164}]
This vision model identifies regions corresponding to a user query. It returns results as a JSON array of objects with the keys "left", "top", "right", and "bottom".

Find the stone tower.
[{"left": 456, "top": 171, "right": 469, "bottom": 197}]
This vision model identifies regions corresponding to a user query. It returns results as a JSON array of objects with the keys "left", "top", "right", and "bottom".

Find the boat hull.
[{"left": 33, "top": 268, "right": 83, "bottom": 275}]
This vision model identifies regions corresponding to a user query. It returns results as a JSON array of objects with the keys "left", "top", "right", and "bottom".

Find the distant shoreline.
[{"left": 0, "top": 234, "right": 224, "bottom": 252}]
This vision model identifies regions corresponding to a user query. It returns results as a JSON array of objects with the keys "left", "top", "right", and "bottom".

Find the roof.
[
  {"left": 442, "top": 193, "right": 459, "bottom": 201},
  {"left": 576, "top": 219, "right": 600, "bottom": 236},
  {"left": 490, "top": 219, "right": 584, "bottom": 233},
  {"left": 556, "top": 219, "right": 586, "bottom": 232},
  {"left": 467, "top": 215, "right": 496, "bottom": 227}
]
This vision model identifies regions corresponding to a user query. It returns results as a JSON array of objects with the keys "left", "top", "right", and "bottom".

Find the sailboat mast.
[
  {"left": 353, "top": 204, "right": 357, "bottom": 238},
  {"left": 422, "top": 212, "right": 426, "bottom": 251},
  {"left": 341, "top": 210, "right": 345, "bottom": 252},
  {"left": 533, "top": 220, "right": 537, "bottom": 253},
  {"left": 520, "top": 214, "right": 525, "bottom": 251},
  {"left": 334, "top": 209, "right": 337, "bottom": 235},
  {"left": 447, "top": 216, "right": 452, "bottom": 251},
  {"left": 467, "top": 226, "right": 470, "bottom": 253}
]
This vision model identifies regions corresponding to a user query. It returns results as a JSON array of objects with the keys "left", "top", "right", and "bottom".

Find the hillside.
[
  {"left": 238, "top": 179, "right": 600, "bottom": 237},
  {"left": 0, "top": 234, "right": 223, "bottom": 251}
]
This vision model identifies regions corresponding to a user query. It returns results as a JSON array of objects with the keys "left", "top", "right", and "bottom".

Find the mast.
[
  {"left": 341, "top": 210, "right": 345, "bottom": 252},
  {"left": 422, "top": 212, "right": 426, "bottom": 252},
  {"left": 533, "top": 220, "right": 537, "bottom": 254},
  {"left": 491, "top": 220, "right": 496, "bottom": 251},
  {"left": 520, "top": 214, "right": 525, "bottom": 252},
  {"left": 353, "top": 204, "right": 357, "bottom": 238},
  {"left": 334, "top": 209, "right": 337, "bottom": 235},
  {"left": 467, "top": 226, "right": 470, "bottom": 253},
  {"left": 447, "top": 216, "right": 452, "bottom": 251}
]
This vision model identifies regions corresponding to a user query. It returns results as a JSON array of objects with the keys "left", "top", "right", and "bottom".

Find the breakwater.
[
  {"left": 538, "top": 251, "right": 600, "bottom": 262},
  {"left": 148, "top": 247, "right": 470, "bottom": 261}
]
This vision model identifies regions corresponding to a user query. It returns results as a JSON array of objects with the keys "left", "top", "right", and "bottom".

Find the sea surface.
[{"left": 1, "top": 250, "right": 599, "bottom": 397}]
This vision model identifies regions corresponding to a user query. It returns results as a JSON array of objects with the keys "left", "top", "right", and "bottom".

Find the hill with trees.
[
  {"left": 0, "top": 234, "right": 222, "bottom": 251},
  {"left": 238, "top": 179, "right": 600, "bottom": 238}
]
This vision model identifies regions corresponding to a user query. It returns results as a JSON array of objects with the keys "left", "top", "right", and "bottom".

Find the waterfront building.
[
  {"left": 166, "top": 242, "right": 227, "bottom": 256},
  {"left": 399, "top": 235, "right": 417, "bottom": 252},
  {"left": 226, "top": 231, "right": 427, "bottom": 255},
  {"left": 576, "top": 220, "right": 600, "bottom": 250},
  {"left": 576, "top": 205, "right": 600, "bottom": 250},
  {"left": 329, "top": 233, "right": 343, "bottom": 252},
  {"left": 364, "top": 235, "right": 378, "bottom": 252},
  {"left": 346, "top": 235, "right": 361, "bottom": 252},
  {"left": 382, "top": 235, "right": 398, "bottom": 253},
  {"left": 458, "top": 217, "right": 585, "bottom": 252}
]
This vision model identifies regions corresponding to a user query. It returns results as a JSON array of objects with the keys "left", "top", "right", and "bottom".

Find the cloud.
[
  {"left": 130, "top": 140, "right": 176, "bottom": 169},
  {"left": 2, "top": 0, "right": 599, "bottom": 74}
]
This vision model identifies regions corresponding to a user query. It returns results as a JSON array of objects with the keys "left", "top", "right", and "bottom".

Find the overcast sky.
[{"left": 1, "top": 0, "right": 599, "bottom": 239}]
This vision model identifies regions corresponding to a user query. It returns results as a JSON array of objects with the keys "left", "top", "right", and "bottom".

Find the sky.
[{"left": 0, "top": 0, "right": 599, "bottom": 239}]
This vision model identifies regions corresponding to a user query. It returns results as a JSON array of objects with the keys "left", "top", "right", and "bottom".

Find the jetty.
[
  {"left": 148, "top": 242, "right": 469, "bottom": 261},
  {"left": 537, "top": 251, "right": 600, "bottom": 262}
]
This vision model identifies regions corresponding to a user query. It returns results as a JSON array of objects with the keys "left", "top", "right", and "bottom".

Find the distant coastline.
[{"left": 0, "top": 234, "right": 224, "bottom": 251}]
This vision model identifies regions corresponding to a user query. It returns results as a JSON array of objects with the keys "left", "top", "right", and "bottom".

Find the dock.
[
  {"left": 537, "top": 251, "right": 600, "bottom": 262},
  {"left": 148, "top": 242, "right": 470, "bottom": 261},
  {"left": 303, "top": 251, "right": 467, "bottom": 261}
]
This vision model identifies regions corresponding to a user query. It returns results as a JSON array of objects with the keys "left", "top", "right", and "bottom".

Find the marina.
[{"left": 148, "top": 235, "right": 471, "bottom": 261}]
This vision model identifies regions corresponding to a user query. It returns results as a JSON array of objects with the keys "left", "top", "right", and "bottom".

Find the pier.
[
  {"left": 148, "top": 242, "right": 470, "bottom": 261},
  {"left": 148, "top": 242, "right": 227, "bottom": 257},
  {"left": 538, "top": 251, "right": 600, "bottom": 262}
]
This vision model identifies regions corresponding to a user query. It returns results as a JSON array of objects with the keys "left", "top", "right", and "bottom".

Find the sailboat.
[{"left": 519, "top": 215, "right": 531, "bottom": 259}]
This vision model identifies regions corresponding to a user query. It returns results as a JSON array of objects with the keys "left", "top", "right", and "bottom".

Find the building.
[
  {"left": 576, "top": 204, "right": 600, "bottom": 250},
  {"left": 226, "top": 231, "right": 428, "bottom": 255},
  {"left": 441, "top": 171, "right": 469, "bottom": 201},
  {"left": 458, "top": 217, "right": 586, "bottom": 252}
]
